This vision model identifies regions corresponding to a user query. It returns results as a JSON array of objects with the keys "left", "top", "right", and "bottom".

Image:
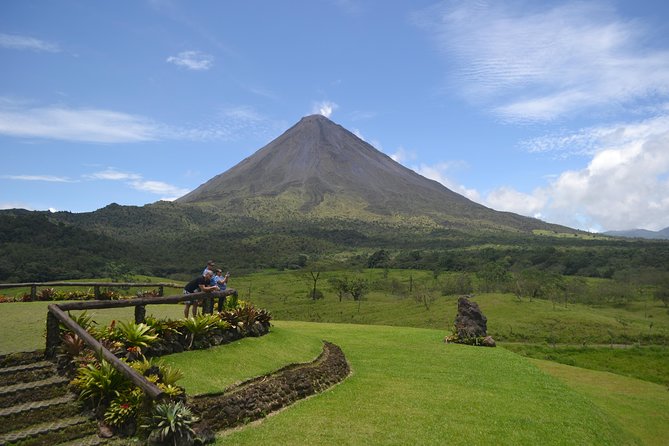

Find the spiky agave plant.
[{"left": 147, "top": 401, "right": 198, "bottom": 446}]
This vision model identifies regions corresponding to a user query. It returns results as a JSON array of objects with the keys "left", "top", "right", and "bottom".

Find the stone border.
[{"left": 189, "top": 341, "right": 349, "bottom": 432}]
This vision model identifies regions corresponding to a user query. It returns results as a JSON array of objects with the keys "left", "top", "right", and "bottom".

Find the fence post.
[
  {"left": 135, "top": 305, "right": 146, "bottom": 324},
  {"left": 203, "top": 296, "right": 214, "bottom": 314},
  {"left": 45, "top": 311, "right": 60, "bottom": 359},
  {"left": 31, "top": 285, "right": 37, "bottom": 300},
  {"left": 158, "top": 286, "right": 164, "bottom": 297},
  {"left": 94, "top": 285, "right": 100, "bottom": 299}
]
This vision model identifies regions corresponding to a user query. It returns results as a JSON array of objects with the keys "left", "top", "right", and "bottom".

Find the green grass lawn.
[
  {"left": 532, "top": 358, "right": 669, "bottom": 446},
  {"left": 204, "top": 321, "right": 646, "bottom": 446},
  {"left": 0, "top": 302, "right": 666, "bottom": 445}
]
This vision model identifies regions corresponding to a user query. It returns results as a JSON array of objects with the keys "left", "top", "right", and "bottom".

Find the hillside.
[{"left": 603, "top": 226, "right": 669, "bottom": 240}]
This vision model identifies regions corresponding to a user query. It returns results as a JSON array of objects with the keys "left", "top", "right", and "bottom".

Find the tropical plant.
[
  {"left": 103, "top": 388, "right": 143, "bottom": 428},
  {"left": 71, "top": 358, "right": 132, "bottom": 407},
  {"left": 116, "top": 321, "right": 159, "bottom": 350},
  {"left": 37, "top": 287, "right": 57, "bottom": 300},
  {"left": 180, "top": 314, "right": 220, "bottom": 348},
  {"left": 146, "top": 401, "right": 198, "bottom": 446},
  {"left": 61, "top": 310, "right": 96, "bottom": 333},
  {"left": 60, "top": 332, "right": 86, "bottom": 358}
]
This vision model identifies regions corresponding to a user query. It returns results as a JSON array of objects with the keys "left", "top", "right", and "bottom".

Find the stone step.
[
  {"left": 0, "top": 415, "right": 95, "bottom": 446},
  {"left": 0, "top": 361, "right": 53, "bottom": 376},
  {"left": 0, "top": 361, "right": 57, "bottom": 387},
  {"left": 0, "top": 375, "right": 69, "bottom": 409},
  {"left": 57, "top": 433, "right": 110, "bottom": 446},
  {"left": 0, "top": 351, "right": 45, "bottom": 369},
  {"left": 0, "top": 394, "right": 79, "bottom": 435}
]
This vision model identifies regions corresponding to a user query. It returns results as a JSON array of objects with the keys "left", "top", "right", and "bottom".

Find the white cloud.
[
  {"left": 84, "top": 169, "right": 141, "bottom": 181},
  {"left": 389, "top": 146, "right": 416, "bottom": 164},
  {"left": 85, "top": 168, "right": 189, "bottom": 200},
  {"left": 0, "top": 33, "right": 60, "bottom": 52},
  {"left": 312, "top": 101, "right": 338, "bottom": 118},
  {"left": 1, "top": 174, "right": 73, "bottom": 182},
  {"left": 484, "top": 115, "right": 669, "bottom": 231},
  {"left": 416, "top": 1, "right": 669, "bottom": 121},
  {"left": 0, "top": 103, "right": 161, "bottom": 143},
  {"left": 485, "top": 187, "right": 547, "bottom": 218},
  {"left": 0, "top": 201, "right": 34, "bottom": 210},
  {"left": 129, "top": 180, "right": 189, "bottom": 198},
  {"left": 0, "top": 99, "right": 272, "bottom": 144},
  {"left": 166, "top": 50, "right": 214, "bottom": 70},
  {"left": 413, "top": 161, "right": 480, "bottom": 202}
]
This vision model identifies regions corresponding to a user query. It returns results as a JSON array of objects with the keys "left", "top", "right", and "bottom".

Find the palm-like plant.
[
  {"left": 147, "top": 401, "right": 198, "bottom": 446},
  {"left": 71, "top": 358, "right": 131, "bottom": 407},
  {"left": 180, "top": 314, "right": 220, "bottom": 349},
  {"left": 116, "top": 321, "right": 159, "bottom": 350}
]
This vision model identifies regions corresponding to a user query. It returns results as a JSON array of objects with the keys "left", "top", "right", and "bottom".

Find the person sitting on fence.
[{"left": 183, "top": 269, "right": 218, "bottom": 318}]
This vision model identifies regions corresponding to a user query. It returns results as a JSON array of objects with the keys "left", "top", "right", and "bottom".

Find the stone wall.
[{"left": 189, "top": 341, "right": 349, "bottom": 432}]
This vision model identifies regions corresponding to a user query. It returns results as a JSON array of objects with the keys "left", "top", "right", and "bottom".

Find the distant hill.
[
  {"left": 603, "top": 227, "right": 669, "bottom": 240},
  {"left": 178, "top": 114, "right": 574, "bottom": 234}
]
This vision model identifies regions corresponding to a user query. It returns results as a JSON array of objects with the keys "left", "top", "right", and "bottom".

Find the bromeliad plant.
[
  {"left": 146, "top": 401, "right": 198, "bottom": 446},
  {"left": 180, "top": 314, "right": 221, "bottom": 349},
  {"left": 71, "top": 356, "right": 133, "bottom": 411},
  {"left": 116, "top": 321, "right": 159, "bottom": 352}
]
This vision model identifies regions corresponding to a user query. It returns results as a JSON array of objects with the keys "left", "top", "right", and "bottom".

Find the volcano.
[{"left": 178, "top": 114, "right": 569, "bottom": 233}]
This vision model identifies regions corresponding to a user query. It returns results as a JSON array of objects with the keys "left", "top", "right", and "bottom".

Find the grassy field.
[
  {"left": 0, "top": 303, "right": 667, "bottom": 444},
  {"left": 203, "top": 321, "right": 665, "bottom": 446},
  {"left": 226, "top": 269, "right": 669, "bottom": 345}
]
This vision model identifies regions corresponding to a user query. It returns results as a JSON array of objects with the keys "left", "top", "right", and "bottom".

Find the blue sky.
[{"left": 2, "top": 0, "right": 669, "bottom": 232}]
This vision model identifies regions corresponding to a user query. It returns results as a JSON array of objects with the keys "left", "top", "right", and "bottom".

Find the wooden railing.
[
  {"left": 0, "top": 281, "right": 181, "bottom": 300},
  {"left": 45, "top": 290, "right": 230, "bottom": 402}
]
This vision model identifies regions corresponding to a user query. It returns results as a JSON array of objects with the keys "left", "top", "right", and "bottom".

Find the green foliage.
[
  {"left": 116, "top": 321, "right": 159, "bottom": 350},
  {"left": 146, "top": 401, "right": 198, "bottom": 446},
  {"left": 103, "top": 388, "right": 143, "bottom": 427},
  {"left": 61, "top": 310, "right": 96, "bottom": 333},
  {"left": 71, "top": 357, "right": 132, "bottom": 405}
]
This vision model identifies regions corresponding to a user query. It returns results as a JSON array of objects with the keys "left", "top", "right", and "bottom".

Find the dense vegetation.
[{"left": 1, "top": 205, "right": 668, "bottom": 288}]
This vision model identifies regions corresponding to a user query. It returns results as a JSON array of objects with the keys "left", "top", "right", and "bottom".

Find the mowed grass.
[
  {"left": 0, "top": 303, "right": 666, "bottom": 444},
  {"left": 208, "top": 321, "right": 640, "bottom": 446},
  {"left": 532, "top": 358, "right": 669, "bottom": 446},
  {"left": 504, "top": 344, "right": 669, "bottom": 385}
]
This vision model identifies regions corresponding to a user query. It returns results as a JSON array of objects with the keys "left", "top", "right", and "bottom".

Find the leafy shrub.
[
  {"left": 71, "top": 358, "right": 132, "bottom": 408},
  {"left": 104, "top": 388, "right": 143, "bottom": 428},
  {"left": 137, "top": 289, "right": 161, "bottom": 298},
  {"left": 37, "top": 287, "right": 57, "bottom": 300},
  {"left": 180, "top": 314, "right": 220, "bottom": 349},
  {"left": 116, "top": 321, "right": 159, "bottom": 350},
  {"left": 146, "top": 401, "right": 198, "bottom": 446},
  {"left": 99, "top": 288, "right": 121, "bottom": 300},
  {"left": 60, "top": 332, "right": 86, "bottom": 358},
  {"left": 60, "top": 310, "right": 96, "bottom": 334}
]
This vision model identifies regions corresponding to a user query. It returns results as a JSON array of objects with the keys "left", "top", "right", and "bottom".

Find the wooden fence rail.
[
  {"left": 0, "top": 281, "right": 181, "bottom": 300},
  {"left": 45, "top": 290, "right": 230, "bottom": 402}
]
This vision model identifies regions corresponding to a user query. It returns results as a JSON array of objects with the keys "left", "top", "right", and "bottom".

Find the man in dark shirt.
[{"left": 183, "top": 270, "right": 217, "bottom": 318}]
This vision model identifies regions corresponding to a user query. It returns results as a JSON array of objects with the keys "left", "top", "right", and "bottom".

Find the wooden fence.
[
  {"left": 44, "top": 288, "right": 231, "bottom": 402},
  {"left": 0, "top": 281, "right": 181, "bottom": 300}
]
